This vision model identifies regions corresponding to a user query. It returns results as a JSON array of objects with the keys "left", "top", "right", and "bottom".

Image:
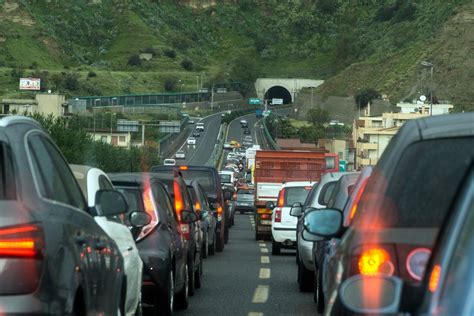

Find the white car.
[
  {"left": 240, "top": 119, "right": 247, "bottom": 125},
  {"left": 187, "top": 137, "right": 196, "bottom": 145},
  {"left": 271, "top": 181, "right": 314, "bottom": 255},
  {"left": 175, "top": 150, "right": 186, "bottom": 159},
  {"left": 223, "top": 142, "right": 233, "bottom": 149},
  {"left": 163, "top": 158, "right": 176, "bottom": 166},
  {"left": 196, "top": 122, "right": 205, "bottom": 131},
  {"left": 70, "top": 165, "right": 148, "bottom": 316}
]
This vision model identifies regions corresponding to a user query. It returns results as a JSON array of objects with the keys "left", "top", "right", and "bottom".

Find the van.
[
  {"left": 196, "top": 122, "right": 204, "bottom": 131},
  {"left": 164, "top": 158, "right": 176, "bottom": 166}
]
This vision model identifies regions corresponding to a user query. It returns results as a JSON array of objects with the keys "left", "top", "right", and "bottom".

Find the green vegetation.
[{"left": 0, "top": 1, "right": 471, "bottom": 109}]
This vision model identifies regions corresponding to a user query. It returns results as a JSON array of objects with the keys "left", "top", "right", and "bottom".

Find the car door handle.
[
  {"left": 127, "top": 246, "right": 133, "bottom": 251},
  {"left": 75, "top": 235, "right": 88, "bottom": 246}
]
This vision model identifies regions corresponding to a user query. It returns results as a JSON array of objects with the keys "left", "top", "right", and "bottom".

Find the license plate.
[{"left": 260, "top": 220, "right": 272, "bottom": 225}]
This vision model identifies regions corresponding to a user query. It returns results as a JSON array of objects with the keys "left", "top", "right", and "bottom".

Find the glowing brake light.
[
  {"left": 0, "top": 225, "right": 42, "bottom": 258},
  {"left": 173, "top": 180, "right": 184, "bottom": 220},
  {"left": 277, "top": 188, "right": 285, "bottom": 208},
  {"left": 137, "top": 187, "right": 159, "bottom": 241},
  {"left": 195, "top": 202, "right": 201, "bottom": 212},
  {"left": 179, "top": 166, "right": 188, "bottom": 171},
  {"left": 274, "top": 208, "right": 282, "bottom": 223},
  {"left": 358, "top": 248, "right": 394, "bottom": 276},
  {"left": 429, "top": 264, "right": 441, "bottom": 293}
]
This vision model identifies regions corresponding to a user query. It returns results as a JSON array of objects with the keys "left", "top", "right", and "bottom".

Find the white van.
[
  {"left": 196, "top": 122, "right": 205, "bottom": 131},
  {"left": 163, "top": 158, "right": 176, "bottom": 166}
]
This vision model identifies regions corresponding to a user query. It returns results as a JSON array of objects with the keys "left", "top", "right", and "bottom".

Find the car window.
[
  {"left": 437, "top": 189, "right": 474, "bottom": 315},
  {"left": 179, "top": 170, "right": 215, "bottom": 192},
  {"left": 154, "top": 183, "right": 177, "bottom": 225},
  {"left": 284, "top": 186, "right": 311, "bottom": 207},
  {"left": 28, "top": 134, "right": 86, "bottom": 211},
  {"left": 0, "top": 143, "right": 16, "bottom": 200},
  {"left": 115, "top": 186, "right": 143, "bottom": 213},
  {"left": 220, "top": 174, "right": 232, "bottom": 183},
  {"left": 318, "top": 181, "right": 337, "bottom": 206},
  {"left": 98, "top": 175, "right": 114, "bottom": 190},
  {"left": 356, "top": 137, "right": 474, "bottom": 228}
]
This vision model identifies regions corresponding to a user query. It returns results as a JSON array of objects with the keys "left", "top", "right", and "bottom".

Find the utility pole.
[
  {"left": 421, "top": 61, "right": 434, "bottom": 116},
  {"left": 141, "top": 124, "right": 145, "bottom": 147},
  {"left": 210, "top": 84, "right": 214, "bottom": 110}
]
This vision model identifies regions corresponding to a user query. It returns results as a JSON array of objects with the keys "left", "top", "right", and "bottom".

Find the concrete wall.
[{"left": 36, "top": 94, "right": 66, "bottom": 117}]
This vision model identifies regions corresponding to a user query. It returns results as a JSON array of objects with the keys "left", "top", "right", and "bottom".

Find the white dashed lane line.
[
  {"left": 252, "top": 285, "right": 270, "bottom": 303},
  {"left": 248, "top": 312, "right": 263, "bottom": 316},
  {"left": 261, "top": 256, "right": 270, "bottom": 264},
  {"left": 260, "top": 248, "right": 268, "bottom": 254},
  {"left": 259, "top": 268, "right": 271, "bottom": 279}
]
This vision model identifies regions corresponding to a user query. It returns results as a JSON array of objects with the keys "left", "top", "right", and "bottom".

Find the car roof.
[
  {"left": 0, "top": 115, "right": 44, "bottom": 129},
  {"left": 282, "top": 181, "right": 316, "bottom": 188},
  {"left": 109, "top": 172, "right": 169, "bottom": 184}
]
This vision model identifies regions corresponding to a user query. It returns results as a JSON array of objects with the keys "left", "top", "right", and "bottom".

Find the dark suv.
[
  {"left": 302, "top": 112, "right": 474, "bottom": 315},
  {"left": 151, "top": 165, "right": 228, "bottom": 252},
  {"left": 109, "top": 172, "right": 194, "bottom": 315},
  {"left": 150, "top": 170, "right": 203, "bottom": 296},
  {"left": 0, "top": 116, "right": 126, "bottom": 315}
]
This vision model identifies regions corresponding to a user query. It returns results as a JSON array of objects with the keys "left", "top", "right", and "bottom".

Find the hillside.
[{"left": 0, "top": 0, "right": 472, "bottom": 110}]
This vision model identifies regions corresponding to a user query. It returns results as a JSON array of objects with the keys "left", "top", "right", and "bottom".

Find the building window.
[{"left": 119, "top": 136, "right": 126, "bottom": 142}]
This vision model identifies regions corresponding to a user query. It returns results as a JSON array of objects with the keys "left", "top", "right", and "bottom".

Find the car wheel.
[
  {"left": 298, "top": 260, "right": 314, "bottom": 292},
  {"left": 271, "top": 240, "right": 281, "bottom": 255},
  {"left": 156, "top": 269, "right": 174, "bottom": 315},
  {"left": 315, "top": 268, "right": 325, "bottom": 313},
  {"left": 195, "top": 260, "right": 202, "bottom": 289},
  {"left": 188, "top": 259, "right": 195, "bottom": 296},
  {"left": 174, "top": 265, "right": 189, "bottom": 310}
]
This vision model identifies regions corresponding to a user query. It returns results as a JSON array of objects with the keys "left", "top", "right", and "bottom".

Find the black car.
[
  {"left": 151, "top": 165, "right": 231, "bottom": 251},
  {"left": 150, "top": 170, "right": 203, "bottom": 296},
  {"left": 0, "top": 116, "right": 126, "bottom": 315},
  {"left": 235, "top": 188, "right": 255, "bottom": 214},
  {"left": 110, "top": 172, "right": 195, "bottom": 315},
  {"left": 192, "top": 131, "right": 201, "bottom": 137},
  {"left": 302, "top": 112, "right": 474, "bottom": 315},
  {"left": 243, "top": 128, "right": 251, "bottom": 134}
]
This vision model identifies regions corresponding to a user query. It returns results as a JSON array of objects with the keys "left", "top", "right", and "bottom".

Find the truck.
[
  {"left": 256, "top": 109, "right": 263, "bottom": 118},
  {"left": 253, "top": 150, "right": 327, "bottom": 240}
]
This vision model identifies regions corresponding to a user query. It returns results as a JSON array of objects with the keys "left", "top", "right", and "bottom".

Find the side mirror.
[
  {"left": 303, "top": 208, "right": 343, "bottom": 238},
  {"left": 290, "top": 202, "right": 303, "bottom": 217},
  {"left": 95, "top": 190, "right": 128, "bottom": 216},
  {"left": 339, "top": 275, "right": 403, "bottom": 314},
  {"left": 181, "top": 209, "right": 199, "bottom": 223},
  {"left": 129, "top": 211, "right": 151, "bottom": 228},
  {"left": 265, "top": 201, "right": 275, "bottom": 210}
]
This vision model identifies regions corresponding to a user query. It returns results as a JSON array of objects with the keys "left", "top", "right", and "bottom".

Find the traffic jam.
[{"left": 0, "top": 111, "right": 473, "bottom": 316}]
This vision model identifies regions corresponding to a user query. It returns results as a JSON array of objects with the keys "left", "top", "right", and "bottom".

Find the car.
[
  {"left": 230, "top": 140, "right": 240, "bottom": 148},
  {"left": 301, "top": 112, "right": 474, "bottom": 315},
  {"left": 188, "top": 120, "right": 195, "bottom": 124},
  {"left": 269, "top": 181, "right": 314, "bottom": 255},
  {"left": 240, "top": 119, "right": 247, "bottom": 125},
  {"left": 70, "top": 164, "right": 149, "bottom": 316},
  {"left": 187, "top": 180, "right": 218, "bottom": 257},
  {"left": 241, "top": 122, "right": 248, "bottom": 128},
  {"left": 242, "top": 141, "right": 253, "bottom": 147},
  {"left": 235, "top": 188, "right": 255, "bottom": 214},
  {"left": 110, "top": 172, "right": 195, "bottom": 315},
  {"left": 164, "top": 158, "right": 176, "bottom": 166},
  {"left": 151, "top": 165, "right": 231, "bottom": 251},
  {"left": 219, "top": 170, "right": 237, "bottom": 187},
  {"left": 291, "top": 172, "right": 358, "bottom": 293},
  {"left": 223, "top": 142, "right": 233, "bottom": 149},
  {"left": 195, "top": 122, "right": 205, "bottom": 131},
  {"left": 243, "top": 128, "right": 251, "bottom": 134},
  {"left": 243, "top": 136, "right": 253, "bottom": 142},
  {"left": 175, "top": 150, "right": 186, "bottom": 159},
  {"left": 150, "top": 170, "right": 203, "bottom": 297},
  {"left": 192, "top": 131, "right": 201, "bottom": 137},
  {"left": 0, "top": 116, "right": 126, "bottom": 315},
  {"left": 187, "top": 137, "right": 196, "bottom": 145}
]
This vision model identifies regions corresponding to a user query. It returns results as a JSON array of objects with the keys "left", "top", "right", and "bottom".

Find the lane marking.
[
  {"left": 186, "top": 115, "right": 221, "bottom": 163},
  {"left": 259, "top": 268, "right": 271, "bottom": 279},
  {"left": 261, "top": 256, "right": 270, "bottom": 264},
  {"left": 252, "top": 285, "right": 269, "bottom": 303},
  {"left": 260, "top": 248, "right": 268, "bottom": 254},
  {"left": 259, "top": 243, "right": 266, "bottom": 247},
  {"left": 248, "top": 313, "right": 263, "bottom": 316}
]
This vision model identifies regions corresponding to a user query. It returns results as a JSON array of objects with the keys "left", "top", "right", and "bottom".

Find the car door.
[{"left": 27, "top": 133, "right": 121, "bottom": 314}]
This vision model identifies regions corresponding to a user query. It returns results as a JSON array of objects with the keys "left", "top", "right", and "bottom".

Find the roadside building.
[{"left": 88, "top": 129, "right": 131, "bottom": 148}]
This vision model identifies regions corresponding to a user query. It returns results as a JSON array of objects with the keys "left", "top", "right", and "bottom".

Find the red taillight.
[
  {"left": 261, "top": 214, "right": 271, "bottom": 219},
  {"left": 347, "top": 178, "right": 369, "bottom": 225},
  {"left": 358, "top": 248, "right": 394, "bottom": 276},
  {"left": 274, "top": 208, "right": 282, "bottom": 223},
  {"left": 277, "top": 188, "right": 285, "bottom": 208},
  {"left": 137, "top": 187, "right": 159, "bottom": 241},
  {"left": 173, "top": 180, "right": 184, "bottom": 220},
  {"left": 0, "top": 225, "right": 42, "bottom": 258}
]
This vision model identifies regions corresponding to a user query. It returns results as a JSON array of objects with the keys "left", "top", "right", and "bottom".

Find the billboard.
[{"left": 19, "top": 78, "right": 41, "bottom": 91}]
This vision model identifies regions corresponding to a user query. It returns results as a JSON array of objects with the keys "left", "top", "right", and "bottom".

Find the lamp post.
[
  {"left": 110, "top": 113, "right": 116, "bottom": 137},
  {"left": 421, "top": 61, "right": 434, "bottom": 116},
  {"left": 195, "top": 75, "right": 200, "bottom": 91}
]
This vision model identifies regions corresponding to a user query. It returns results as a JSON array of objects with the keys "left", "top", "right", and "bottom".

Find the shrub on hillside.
[
  {"left": 181, "top": 59, "right": 193, "bottom": 71},
  {"left": 127, "top": 54, "right": 141, "bottom": 66},
  {"left": 87, "top": 71, "right": 97, "bottom": 78},
  {"left": 164, "top": 77, "right": 177, "bottom": 91},
  {"left": 163, "top": 49, "right": 177, "bottom": 59}
]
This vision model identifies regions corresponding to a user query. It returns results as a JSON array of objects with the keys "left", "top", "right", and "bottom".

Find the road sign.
[
  {"left": 271, "top": 98, "right": 283, "bottom": 105},
  {"left": 117, "top": 119, "right": 139, "bottom": 132},
  {"left": 339, "top": 160, "right": 347, "bottom": 172},
  {"left": 248, "top": 98, "right": 261, "bottom": 105}
]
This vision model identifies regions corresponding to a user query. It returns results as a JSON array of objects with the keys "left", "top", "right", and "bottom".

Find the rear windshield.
[
  {"left": 284, "top": 186, "right": 312, "bottom": 207},
  {"left": 180, "top": 170, "right": 216, "bottom": 192},
  {"left": 220, "top": 174, "right": 232, "bottom": 183},
  {"left": 238, "top": 189, "right": 254, "bottom": 195},
  {"left": 355, "top": 137, "right": 474, "bottom": 228},
  {"left": 115, "top": 187, "right": 144, "bottom": 213}
]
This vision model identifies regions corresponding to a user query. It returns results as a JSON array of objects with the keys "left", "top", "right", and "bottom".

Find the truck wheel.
[
  {"left": 255, "top": 227, "right": 262, "bottom": 241},
  {"left": 271, "top": 240, "right": 281, "bottom": 255}
]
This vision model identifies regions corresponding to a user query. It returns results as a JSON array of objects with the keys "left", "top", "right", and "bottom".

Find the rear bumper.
[{"left": 272, "top": 226, "right": 297, "bottom": 243}]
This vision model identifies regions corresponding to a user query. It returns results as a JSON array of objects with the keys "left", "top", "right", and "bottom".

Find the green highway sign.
[
  {"left": 339, "top": 160, "right": 347, "bottom": 172},
  {"left": 248, "top": 98, "right": 261, "bottom": 105}
]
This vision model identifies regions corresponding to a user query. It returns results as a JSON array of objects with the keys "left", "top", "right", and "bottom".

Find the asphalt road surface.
[{"left": 175, "top": 214, "right": 315, "bottom": 316}]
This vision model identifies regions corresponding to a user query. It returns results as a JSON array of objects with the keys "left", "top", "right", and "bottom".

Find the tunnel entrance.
[{"left": 265, "top": 86, "right": 292, "bottom": 104}]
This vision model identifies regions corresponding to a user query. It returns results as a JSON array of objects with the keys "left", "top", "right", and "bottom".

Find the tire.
[
  {"left": 271, "top": 240, "right": 281, "bottom": 255},
  {"left": 298, "top": 260, "right": 314, "bottom": 292},
  {"left": 156, "top": 269, "right": 174, "bottom": 315},
  {"left": 195, "top": 260, "right": 202, "bottom": 289},
  {"left": 202, "top": 235, "right": 208, "bottom": 259},
  {"left": 296, "top": 247, "right": 300, "bottom": 265},
  {"left": 174, "top": 265, "right": 189, "bottom": 310},
  {"left": 216, "top": 235, "right": 224, "bottom": 252},
  {"left": 188, "top": 259, "right": 195, "bottom": 296},
  {"left": 224, "top": 225, "right": 229, "bottom": 244},
  {"left": 255, "top": 227, "right": 261, "bottom": 241},
  {"left": 209, "top": 233, "right": 216, "bottom": 255},
  {"left": 314, "top": 267, "right": 325, "bottom": 313}
]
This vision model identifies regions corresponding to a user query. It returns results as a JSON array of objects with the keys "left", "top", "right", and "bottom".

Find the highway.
[{"left": 175, "top": 215, "right": 315, "bottom": 316}]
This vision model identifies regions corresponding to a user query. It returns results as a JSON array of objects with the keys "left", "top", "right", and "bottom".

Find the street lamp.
[
  {"left": 421, "top": 61, "right": 434, "bottom": 116},
  {"left": 195, "top": 75, "right": 200, "bottom": 91},
  {"left": 110, "top": 113, "right": 116, "bottom": 137}
]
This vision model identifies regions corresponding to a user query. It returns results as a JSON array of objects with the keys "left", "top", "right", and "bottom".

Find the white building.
[{"left": 89, "top": 129, "right": 131, "bottom": 148}]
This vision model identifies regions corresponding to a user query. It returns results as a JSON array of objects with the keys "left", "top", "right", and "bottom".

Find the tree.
[
  {"left": 180, "top": 59, "right": 193, "bottom": 71},
  {"left": 127, "top": 54, "right": 141, "bottom": 66},
  {"left": 308, "top": 107, "right": 329, "bottom": 127},
  {"left": 355, "top": 88, "right": 381, "bottom": 109},
  {"left": 164, "top": 77, "right": 177, "bottom": 91}
]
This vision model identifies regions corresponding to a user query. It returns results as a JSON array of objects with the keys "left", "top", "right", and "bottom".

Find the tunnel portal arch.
[{"left": 264, "top": 86, "right": 292, "bottom": 104}]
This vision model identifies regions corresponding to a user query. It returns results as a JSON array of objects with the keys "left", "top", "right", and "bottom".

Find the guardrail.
[
  {"left": 205, "top": 123, "right": 226, "bottom": 168},
  {"left": 261, "top": 117, "right": 280, "bottom": 150}
]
